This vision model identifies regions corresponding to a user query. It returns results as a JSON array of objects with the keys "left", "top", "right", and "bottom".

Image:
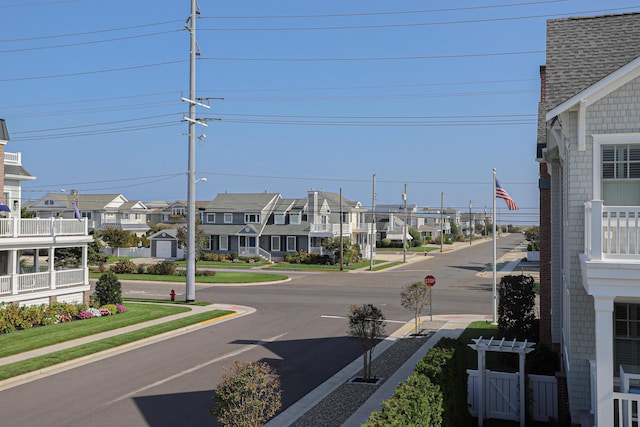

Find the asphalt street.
[{"left": 0, "top": 233, "right": 525, "bottom": 427}]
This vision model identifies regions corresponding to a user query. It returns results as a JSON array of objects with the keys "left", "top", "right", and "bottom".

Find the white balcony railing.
[
  {"left": 584, "top": 201, "right": 640, "bottom": 260},
  {"left": 310, "top": 223, "right": 352, "bottom": 235},
  {"left": 0, "top": 268, "right": 86, "bottom": 296},
  {"left": 0, "top": 218, "right": 86, "bottom": 238}
]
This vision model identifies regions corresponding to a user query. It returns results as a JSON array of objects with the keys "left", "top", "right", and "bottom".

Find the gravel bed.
[{"left": 290, "top": 320, "right": 447, "bottom": 427}]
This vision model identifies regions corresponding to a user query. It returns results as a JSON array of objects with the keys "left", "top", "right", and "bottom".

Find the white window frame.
[
  {"left": 275, "top": 214, "right": 285, "bottom": 225},
  {"left": 271, "top": 236, "right": 280, "bottom": 251},
  {"left": 206, "top": 213, "right": 216, "bottom": 223},
  {"left": 244, "top": 213, "right": 260, "bottom": 223},
  {"left": 219, "top": 235, "right": 228, "bottom": 251},
  {"left": 290, "top": 213, "right": 301, "bottom": 225},
  {"left": 224, "top": 213, "right": 233, "bottom": 224},
  {"left": 593, "top": 133, "right": 640, "bottom": 201},
  {"left": 286, "top": 236, "right": 296, "bottom": 252}
]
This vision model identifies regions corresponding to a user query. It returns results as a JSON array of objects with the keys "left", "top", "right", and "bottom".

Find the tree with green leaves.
[
  {"left": 400, "top": 281, "right": 430, "bottom": 335},
  {"left": 177, "top": 218, "right": 208, "bottom": 262},
  {"left": 211, "top": 360, "right": 282, "bottom": 427},
  {"left": 94, "top": 270, "right": 122, "bottom": 306},
  {"left": 348, "top": 303, "right": 386, "bottom": 381},
  {"left": 99, "top": 226, "right": 130, "bottom": 257},
  {"left": 408, "top": 226, "right": 422, "bottom": 247}
]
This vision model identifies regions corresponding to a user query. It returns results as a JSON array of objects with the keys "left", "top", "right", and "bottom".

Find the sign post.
[{"left": 424, "top": 275, "right": 436, "bottom": 321}]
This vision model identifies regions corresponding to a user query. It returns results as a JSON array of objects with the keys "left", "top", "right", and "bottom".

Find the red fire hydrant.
[{"left": 170, "top": 289, "right": 176, "bottom": 301}]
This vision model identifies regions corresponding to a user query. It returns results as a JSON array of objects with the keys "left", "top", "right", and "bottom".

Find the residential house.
[
  {"left": 375, "top": 204, "right": 415, "bottom": 245},
  {"left": 538, "top": 12, "right": 640, "bottom": 426},
  {"left": 27, "top": 193, "right": 150, "bottom": 236},
  {"left": 0, "top": 119, "right": 93, "bottom": 306},
  {"left": 200, "top": 190, "right": 375, "bottom": 262},
  {"left": 146, "top": 200, "right": 208, "bottom": 228}
]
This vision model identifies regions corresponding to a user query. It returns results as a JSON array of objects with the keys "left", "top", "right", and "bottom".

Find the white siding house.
[
  {"left": 540, "top": 12, "right": 640, "bottom": 426},
  {"left": 0, "top": 119, "right": 93, "bottom": 306}
]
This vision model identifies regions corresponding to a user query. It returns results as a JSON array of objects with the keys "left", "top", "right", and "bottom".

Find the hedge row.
[{"left": 363, "top": 337, "right": 471, "bottom": 427}]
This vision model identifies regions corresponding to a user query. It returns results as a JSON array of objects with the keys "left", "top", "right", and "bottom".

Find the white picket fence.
[{"left": 467, "top": 369, "right": 558, "bottom": 422}]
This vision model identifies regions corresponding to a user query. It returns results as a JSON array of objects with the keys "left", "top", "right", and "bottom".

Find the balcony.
[
  {"left": 584, "top": 201, "right": 640, "bottom": 261},
  {"left": 0, "top": 218, "right": 87, "bottom": 238},
  {"left": 309, "top": 223, "right": 352, "bottom": 236},
  {"left": 0, "top": 268, "right": 86, "bottom": 297}
]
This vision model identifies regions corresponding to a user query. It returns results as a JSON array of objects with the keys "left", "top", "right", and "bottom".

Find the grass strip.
[
  {"left": 89, "top": 271, "right": 288, "bottom": 283},
  {"left": 0, "top": 303, "right": 190, "bottom": 358},
  {"left": 0, "top": 309, "right": 233, "bottom": 381}
]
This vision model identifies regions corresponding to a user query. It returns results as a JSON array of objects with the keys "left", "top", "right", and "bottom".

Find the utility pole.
[
  {"left": 440, "top": 192, "right": 444, "bottom": 253},
  {"left": 402, "top": 183, "right": 407, "bottom": 263},
  {"left": 183, "top": 0, "right": 209, "bottom": 302},
  {"left": 469, "top": 200, "right": 472, "bottom": 246},
  {"left": 369, "top": 174, "right": 376, "bottom": 271},
  {"left": 339, "top": 187, "right": 343, "bottom": 271}
]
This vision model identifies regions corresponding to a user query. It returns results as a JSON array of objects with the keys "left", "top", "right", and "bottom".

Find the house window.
[
  {"left": 275, "top": 214, "right": 285, "bottom": 225},
  {"left": 615, "top": 303, "right": 640, "bottom": 369},
  {"left": 290, "top": 213, "right": 301, "bottom": 225},
  {"left": 600, "top": 142, "right": 640, "bottom": 206},
  {"left": 245, "top": 213, "right": 260, "bottom": 223},
  {"left": 271, "top": 236, "right": 280, "bottom": 251},
  {"left": 224, "top": 213, "right": 233, "bottom": 224},
  {"left": 206, "top": 213, "right": 216, "bottom": 223},
  {"left": 286, "top": 236, "right": 296, "bottom": 252},
  {"left": 219, "top": 235, "right": 228, "bottom": 251}
]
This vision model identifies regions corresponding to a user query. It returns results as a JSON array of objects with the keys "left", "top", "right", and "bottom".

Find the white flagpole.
[{"left": 492, "top": 168, "right": 497, "bottom": 324}]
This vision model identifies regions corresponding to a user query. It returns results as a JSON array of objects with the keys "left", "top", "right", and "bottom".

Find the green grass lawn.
[
  {"left": 90, "top": 271, "right": 288, "bottom": 283},
  {"left": 264, "top": 259, "right": 386, "bottom": 271},
  {"left": 0, "top": 301, "right": 233, "bottom": 381}
]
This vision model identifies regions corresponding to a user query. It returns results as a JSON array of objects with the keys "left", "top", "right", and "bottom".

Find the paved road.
[{"left": 0, "top": 234, "right": 524, "bottom": 427}]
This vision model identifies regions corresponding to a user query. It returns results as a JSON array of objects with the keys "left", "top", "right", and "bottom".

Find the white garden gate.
[{"left": 467, "top": 370, "right": 558, "bottom": 422}]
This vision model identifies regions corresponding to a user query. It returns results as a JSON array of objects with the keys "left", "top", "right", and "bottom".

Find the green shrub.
[
  {"left": 110, "top": 259, "right": 137, "bottom": 274},
  {"left": 147, "top": 260, "right": 176, "bottom": 275},
  {"left": 102, "top": 304, "right": 118, "bottom": 315},
  {"left": 498, "top": 275, "right": 536, "bottom": 340},
  {"left": 364, "top": 374, "right": 443, "bottom": 427},
  {"left": 94, "top": 271, "right": 122, "bottom": 306}
]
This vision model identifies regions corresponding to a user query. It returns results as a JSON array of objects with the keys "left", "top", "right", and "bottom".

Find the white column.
[
  {"left": 594, "top": 295, "right": 614, "bottom": 426},
  {"left": 49, "top": 248, "right": 56, "bottom": 290}
]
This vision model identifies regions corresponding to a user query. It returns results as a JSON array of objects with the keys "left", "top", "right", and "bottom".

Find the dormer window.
[{"left": 245, "top": 213, "right": 260, "bottom": 223}]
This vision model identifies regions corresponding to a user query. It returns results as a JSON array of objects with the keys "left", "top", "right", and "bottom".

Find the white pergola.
[{"left": 468, "top": 336, "right": 536, "bottom": 427}]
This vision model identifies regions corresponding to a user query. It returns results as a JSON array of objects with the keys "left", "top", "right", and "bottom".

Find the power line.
[
  {"left": 200, "top": 50, "right": 544, "bottom": 62},
  {"left": 198, "top": 7, "right": 639, "bottom": 31},
  {"left": 201, "top": 1, "right": 567, "bottom": 19}
]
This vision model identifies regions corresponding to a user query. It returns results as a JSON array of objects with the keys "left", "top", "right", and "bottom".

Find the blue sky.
[{"left": 2, "top": 1, "right": 639, "bottom": 225}]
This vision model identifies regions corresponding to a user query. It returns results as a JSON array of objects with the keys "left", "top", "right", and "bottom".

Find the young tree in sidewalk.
[
  {"left": 211, "top": 360, "right": 282, "bottom": 427},
  {"left": 400, "top": 281, "right": 430, "bottom": 335},
  {"left": 348, "top": 303, "right": 386, "bottom": 381}
]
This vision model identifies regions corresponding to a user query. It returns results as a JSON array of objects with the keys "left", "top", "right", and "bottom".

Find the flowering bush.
[
  {"left": 55, "top": 313, "right": 73, "bottom": 323},
  {"left": 98, "top": 308, "right": 111, "bottom": 316},
  {"left": 77, "top": 311, "right": 94, "bottom": 320},
  {"left": 87, "top": 307, "right": 102, "bottom": 318},
  {"left": 116, "top": 303, "right": 126, "bottom": 313}
]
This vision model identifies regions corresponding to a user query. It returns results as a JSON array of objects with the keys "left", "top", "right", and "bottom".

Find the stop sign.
[{"left": 424, "top": 275, "right": 436, "bottom": 287}]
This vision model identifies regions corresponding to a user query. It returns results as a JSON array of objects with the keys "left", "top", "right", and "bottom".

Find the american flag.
[{"left": 495, "top": 179, "right": 518, "bottom": 210}]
